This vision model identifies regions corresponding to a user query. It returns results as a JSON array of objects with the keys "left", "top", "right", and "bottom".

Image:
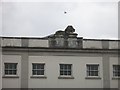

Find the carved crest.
[{"left": 65, "top": 25, "right": 75, "bottom": 34}]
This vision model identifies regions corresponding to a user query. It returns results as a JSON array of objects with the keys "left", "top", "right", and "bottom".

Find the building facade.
[{"left": 1, "top": 26, "right": 120, "bottom": 89}]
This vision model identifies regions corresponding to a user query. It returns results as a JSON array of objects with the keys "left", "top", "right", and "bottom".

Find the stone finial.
[
  {"left": 53, "top": 25, "right": 77, "bottom": 38},
  {"left": 65, "top": 25, "right": 75, "bottom": 34}
]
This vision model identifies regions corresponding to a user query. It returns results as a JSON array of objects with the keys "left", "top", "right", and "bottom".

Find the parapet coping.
[{"left": 1, "top": 36, "right": 120, "bottom": 41}]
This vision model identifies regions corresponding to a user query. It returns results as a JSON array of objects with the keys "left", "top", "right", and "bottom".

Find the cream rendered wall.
[
  {"left": 83, "top": 40, "right": 102, "bottom": 49},
  {"left": 109, "top": 57, "right": 119, "bottom": 88},
  {"left": 2, "top": 39, "right": 21, "bottom": 47},
  {"left": 109, "top": 41, "right": 118, "bottom": 49},
  {"left": 29, "top": 39, "right": 49, "bottom": 47},
  {"left": 2, "top": 55, "right": 21, "bottom": 88},
  {"left": 29, "top": 56, "right": 103, "bottom": 88}
]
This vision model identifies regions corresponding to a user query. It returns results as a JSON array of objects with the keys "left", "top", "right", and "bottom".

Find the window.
[
  {"left": 4, "top": 63, "right": 17, "bottom": 75},
  {"left": 86, "top": 64, "right": 99, "bottom": 77},
  {"left": 32, "top": 63, "right": 45, "bottom": 75},
  {"left": 60, "top": 64, "right": 72, "bottom": 76},
  {"left": 113, "top": 65, "right": 120, "bottom": 77}
]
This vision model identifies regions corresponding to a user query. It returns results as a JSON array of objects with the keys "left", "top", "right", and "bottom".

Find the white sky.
[{"left": 0, "top": 0, "right": 119, "bottom": 39}]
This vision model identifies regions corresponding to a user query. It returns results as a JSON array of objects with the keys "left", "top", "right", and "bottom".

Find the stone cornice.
[{"left": 2, "top": 47, "right": 119, "bottom": 54}]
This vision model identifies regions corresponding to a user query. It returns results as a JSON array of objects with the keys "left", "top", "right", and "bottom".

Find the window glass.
[
  {"left": 86, "top": 64, "right": 99, "bottom": 77},
  {"left": 32, "top": 64, "right": 45, "bottom": 75},
  {"left": 60, "top": 64, "right": 72, "bottom": 76},
  {"left": 113, "top": 65, "right": 120, "bottom": 77},
  {"left": 4, "top": 63, "right": 17, "bottom": 75}
]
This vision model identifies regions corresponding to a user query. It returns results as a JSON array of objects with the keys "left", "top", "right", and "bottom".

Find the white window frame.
[
  {"left": 32, "top": 63, "right": 45, "bottom": 76},
  {"left": 59, "top": 64, "right": 73, "bottom": 77},
  {"left": 113, "top": 65, "right": 120, "bottom": 78},
  {"left": 4, "top": 63, "right": 18, "bottom": 76},
  {"left": 86, "top": 64, "right": 100, "bottom": 77}
]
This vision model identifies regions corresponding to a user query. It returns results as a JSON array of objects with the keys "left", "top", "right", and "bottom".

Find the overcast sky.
[{"left": 1, "top": 0, "right": 119, "bottom": 39}]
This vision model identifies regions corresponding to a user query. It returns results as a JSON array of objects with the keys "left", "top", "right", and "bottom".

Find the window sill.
[
  {"left": 112, "top": 77, "right": 120, "bottom": 80},
  {"left": 2, "top": 75, "right": 19, "bottom": 78},
  {"left": 85, "top": 77, "right": 101, "bottom": 79},
  {"left": 58, "top": 76, "right": 74, "bottom": 79},
  {"left": 30, "top": 76, "right": 47, "bottom": 79}
]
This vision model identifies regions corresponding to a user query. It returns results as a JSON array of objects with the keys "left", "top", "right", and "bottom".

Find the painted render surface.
[
  {"left": 28, "top": 56, "right": 103, "bottom": 88},
  {"left": 83, "top": 40, "right": 102, "bottom": 49},
  {"left": 2, "top": 38, "right": 119, "bottom": 49},
  {"left": 109, "top": 41, "right": 118, "bottom": 49},
  {"left": 29, "top": 39, "right": 49, "bottom": 47},
  {"left": 0, "top": 37, "right": 2, "bottom": 90},
  {"left": 2, "top": 55, "right": 21, "bottom": 88},
  {"left": 2, "top": 38, "right": 21, "bottom": 47},
  {"left": 1, "top": 53, "right": 119, "bottom": 88},
  {"left": 110, "top": 57, "right": 119, "bottom": 88}
]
